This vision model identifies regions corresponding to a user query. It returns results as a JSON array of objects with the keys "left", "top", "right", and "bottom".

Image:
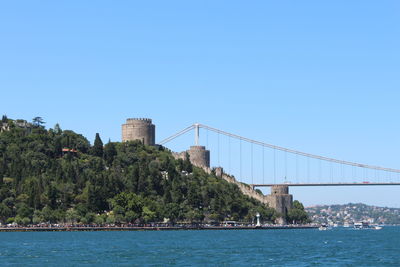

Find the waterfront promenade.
[{"left": 0, "top": 224, "right": 318, "bottom": 232}]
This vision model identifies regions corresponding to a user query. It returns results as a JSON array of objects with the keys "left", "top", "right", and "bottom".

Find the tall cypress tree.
[
  {"left": 92, "top": 133, "right": 104, "bottom": 158},
  {"left": 104, "top": 140, "right": 117, "bottom": 165}
]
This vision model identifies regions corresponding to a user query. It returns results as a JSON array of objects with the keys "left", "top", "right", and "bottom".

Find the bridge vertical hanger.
[
  {"left": 251, "top": 142, "right": 253, "bottom": 184},
  {"left": 262, "top": 146, "right": 265, "bottom": 184},
  {"left": 240, "top": 139, "right": 242, "bottom": 182},
  {"left": 228, "top": 136, "right": 231, "bottom": 174},
  {"left": 158, "top": 123, "right": 400, "bottom": 185},
  {"left": 218, "top": 132, "right": 220, "bottom": 166},
  {"left": 273, "top": 148, "right": 276, "bottom": 184}
]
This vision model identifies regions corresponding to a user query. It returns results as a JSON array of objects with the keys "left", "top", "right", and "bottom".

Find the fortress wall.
[
  {"left": 140, "top": 112, "right": 293, "bottom": 222},
  {"left": 172, "top": 151, "right": 187, "bottom": 161},
  {"left": 171, "top": 149, "right": 293, "bottom": 223},
  {"left": 220, "top": 174, "right": 293, "bottom": 224},
  {"left": 172, "top": 146, "right": 210, "bottom": 169},
  {"left": 220, "top": 174, "right": 270, "bottom": 205}
]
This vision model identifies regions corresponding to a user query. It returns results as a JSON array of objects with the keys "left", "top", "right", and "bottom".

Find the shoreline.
[{"left": 0, "top": 225, "right": 318, "bottom": 232}]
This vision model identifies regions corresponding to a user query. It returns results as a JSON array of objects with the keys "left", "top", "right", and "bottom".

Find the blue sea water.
[{"left": 0, "top": 227, "right": 399, "bottom": 266}]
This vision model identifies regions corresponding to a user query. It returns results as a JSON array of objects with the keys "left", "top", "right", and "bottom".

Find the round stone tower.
[
  {"left": 271, "top": 185, "right": 289, "bottom": 195},
  {"left": 187, "top": 146, "right": 210, "bottom": 168},
  {"left": 267, "top": 185, "right": 293, "bottom": 224},
  {"left": 122, "top": 118, "right": 155, "bottom": 146}
]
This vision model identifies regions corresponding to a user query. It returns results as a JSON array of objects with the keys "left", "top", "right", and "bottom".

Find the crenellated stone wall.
[
  {"left": 129, "top": 117, "right": 292, "bottom": 223},
  {"left": 220, "top": 173, "right": 292, "bottom": 224},
  {"left": 192, "top": 165, "right": 293, "bottom": 223},
  {"left": 172, "top": 147, "right": 293, "bottom": 223},
  {"left": 172, "top": 146, "right": 210, "bottom": 169}
]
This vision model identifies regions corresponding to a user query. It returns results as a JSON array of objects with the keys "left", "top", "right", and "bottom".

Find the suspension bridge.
[
  {"left": 159, "top": 123, "right": 400, "bottom": 188},
  {"left": 157, "top": 123, "right": 400, "bottom": 222}
]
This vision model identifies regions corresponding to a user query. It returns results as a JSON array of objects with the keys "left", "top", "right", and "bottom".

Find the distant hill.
[{"left": 306, "top": 203, "right": 400, "bottom": 225}]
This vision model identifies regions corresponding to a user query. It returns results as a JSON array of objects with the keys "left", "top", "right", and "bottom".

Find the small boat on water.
[
  {"left": 372, "top": 225, "right": 383, "bottom": 230},
  {"left": 354, "top": 222, "right": 382, "bottom": 230},
  {"left": 319, "top": 224, "right": 328, "bottom": 231},
  {"left": 354, "top": 222, "right": 369, "bottom": 229}
]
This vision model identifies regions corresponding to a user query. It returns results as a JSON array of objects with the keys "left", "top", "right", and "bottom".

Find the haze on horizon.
[{"left": 1, "top": 1, "right": 399, "bottom": 208}]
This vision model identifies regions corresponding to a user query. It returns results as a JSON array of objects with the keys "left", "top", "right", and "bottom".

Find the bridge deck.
[{"left": 252, "top": 183, "right": 400, "bottom": 187}]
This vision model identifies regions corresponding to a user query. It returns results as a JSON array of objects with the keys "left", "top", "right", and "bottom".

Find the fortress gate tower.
[
  {"left": 187, "top": 124, "right": 210, "bottom": 168},
  {"left": 187, "top": 146, "right": 210, "bottom": 168},
  {"left": 122, "top": 118, "right": 155, "bottom": 146}
]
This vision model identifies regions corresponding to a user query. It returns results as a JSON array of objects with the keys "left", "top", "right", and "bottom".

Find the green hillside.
[{"left": 0, "top": 116, "right": 280, "bottom": 225}]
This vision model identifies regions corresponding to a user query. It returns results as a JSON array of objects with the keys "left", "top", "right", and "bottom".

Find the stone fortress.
[
  {"left": 122, "top": 118, "right": 155, "bottom": 146},
  {"left": 122, "top": 118, "right": 293, "bottom": 223},
  {"left": 173, "top": 146, "right": 210, "bottom": 169}
]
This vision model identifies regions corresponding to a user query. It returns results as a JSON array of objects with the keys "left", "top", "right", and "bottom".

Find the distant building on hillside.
[
  {"left": 0, "top": 122, "right": 10, "bottom": 132},
  {"left": 0, "top": 119, "right": 33, "bottom": 133}
]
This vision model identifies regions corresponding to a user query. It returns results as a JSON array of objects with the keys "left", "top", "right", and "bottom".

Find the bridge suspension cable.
[
  {"left": 159, "top": 123, "right": 400, "bottom": 174},
  {"left": 158, "top": 125, "right": 195, "bottom": 145},
  {"left": 196, "top": 124, "right": 400, "bottom": 174}
]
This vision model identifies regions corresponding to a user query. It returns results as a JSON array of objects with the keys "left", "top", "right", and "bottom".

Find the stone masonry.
[
  {"left": 122, "top": 118, "right": 155, "bottom": 146},
  {"left": 172, "top": 146, "right": 210, "bottom": 169},
  {"left": 183, "top": 164, "right": 293, "bottom": 224},
  {"left": 124, "top": 117, "right": 293, "bottom": 222},
  {"left": 172, "top": 149, "right": 293, "bottom": 223},
  {"left": 187, "top": 146, "right": 210, "bottom": 168}
]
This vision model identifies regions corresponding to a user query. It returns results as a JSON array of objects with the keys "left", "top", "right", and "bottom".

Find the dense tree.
[
  {"left": 0, "top": 117, "right": 302, "bottom": 225},
  {"left": 92, "top": 133, "right": 103, "bottom": 158},
  {"left": 53, "top": 123, "right": 62, "bottom": 135},
  {"left": 0, "top": 203, "right": 11, "bottom": 221},
  {"left": 182, "top": 153, "right": 192, "bottom": 173},
  {"left": 287, "top": 200, "right": 310, "bottom": 224},
  {"left": 32, "top": 117, "right": 45, "bottom": 127},
  {"left": 104, "top": 141, "right": 117, "bottom": 166}
]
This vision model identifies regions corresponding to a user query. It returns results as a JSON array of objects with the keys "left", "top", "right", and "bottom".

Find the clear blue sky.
[{"left": 1, "top": 1, "right": 400, "bottom": 207}]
